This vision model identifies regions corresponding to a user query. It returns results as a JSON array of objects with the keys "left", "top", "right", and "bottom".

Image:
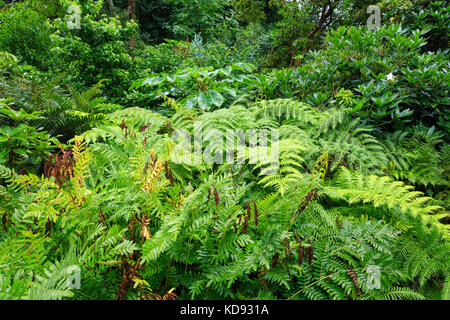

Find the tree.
[
  {"left": 233, "top": 0, "right": 267, "bottom": 24},
  {"left": 127, "top": 0, "right": 135, "bottom": 55},
  {"left": 265, "top": 0, "right": 373, "bottom": 68}
]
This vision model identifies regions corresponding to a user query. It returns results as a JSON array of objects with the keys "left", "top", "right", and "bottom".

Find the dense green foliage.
[{"left": 0, "top": 0, "right": 448, "bottom": 300}]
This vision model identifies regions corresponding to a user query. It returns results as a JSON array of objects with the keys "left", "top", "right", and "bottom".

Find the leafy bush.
[
  {"left": 0, "top": 4, "right": 53, "bottom": 69},
  {"left": 162, "top": 0, "right": 233, "bottom": 41},
  {"left": 239, "top": 25, "right": 449, "bottom": 131},
  {"left": 0, "top": 100, "right": 58, "bottom": 172},
  {"left": 133, "top": 42, "right": 186, "bottom": 75},
  {"left": 129, "top": 62, "right": 256, "bottom": 111},
  {"left": 380, "top": 0, "right": 450, "bottom": 52},
  {"left": 49, "top": 0, "right": 137, "bottom": 101}
]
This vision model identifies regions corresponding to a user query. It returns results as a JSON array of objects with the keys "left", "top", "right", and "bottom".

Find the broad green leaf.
[
  {"left": 198, "top": 92, "right": 212, "bottom": 110},
  {"left": 142, "top": 76, "right": 164, "bottom": 87},
  {"left": 208, "top": 90, "right": 224, "bottom": 107}
]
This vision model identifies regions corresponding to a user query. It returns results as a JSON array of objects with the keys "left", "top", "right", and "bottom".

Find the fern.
[
  {"left": 325, "top": 167, "right": 445, "bottom": 227},
  {"left": 442, "top": 276, "right": 450, "bottom": 300}
]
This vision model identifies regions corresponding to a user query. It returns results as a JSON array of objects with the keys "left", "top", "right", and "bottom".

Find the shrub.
[
  {"left": 49, "top": 1, "right": 137, "bottom": 102},
  {"left": 0, "top": 5, "right": 53, "bottom": 69}
]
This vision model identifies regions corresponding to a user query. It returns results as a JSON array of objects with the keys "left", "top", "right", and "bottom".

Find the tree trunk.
[
  {"left": 106, "top": 0, "right": 117, "bottom": 17},
  {"left": 127, "top": 0, "right": 136, "bottom": 60},
  {"left": 296, "top": 0, "right": 335, "bottom": 67}
]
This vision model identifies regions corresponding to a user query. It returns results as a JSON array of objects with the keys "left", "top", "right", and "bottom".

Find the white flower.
[{"left": 386, "top": 73, "right": 396, "bottom": 82}]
